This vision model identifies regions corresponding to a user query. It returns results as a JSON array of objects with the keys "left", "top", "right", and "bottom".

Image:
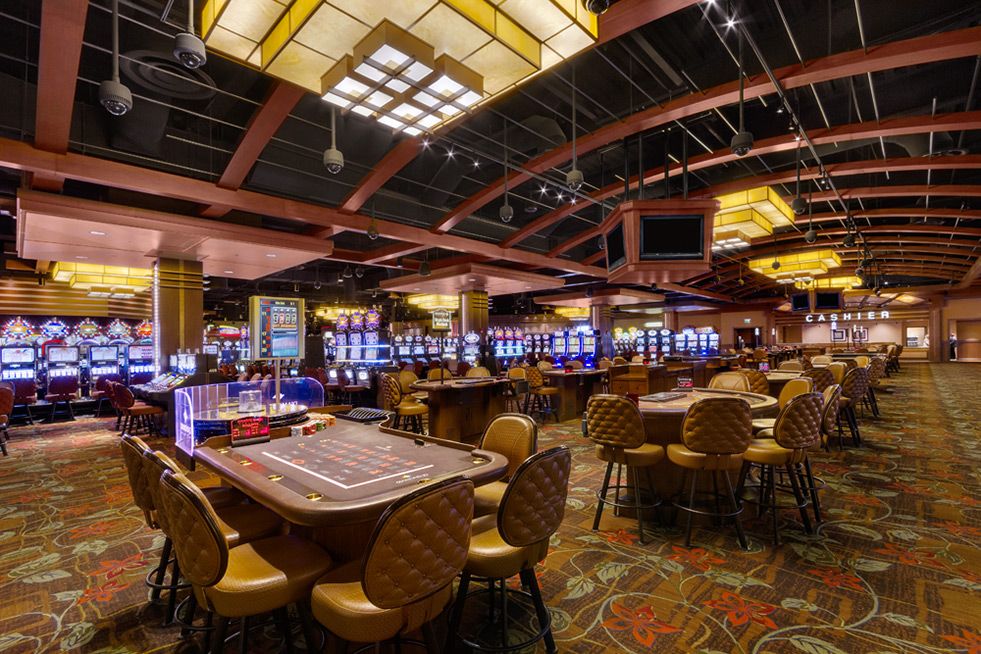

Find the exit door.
[{"left": 734, "top": 327, "right": 759, "bottom": 349}]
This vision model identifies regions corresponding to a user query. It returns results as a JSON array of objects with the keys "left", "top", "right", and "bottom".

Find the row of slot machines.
[
  {"left": 490, "top": 327, "right": 526, "bottom": 359},
  {"left": 622, "top": 329, "right": 677, "bottom": 357},
  {"left": 0, "top": 342, "right": 155, "bottom": 391},
  {"left": 675, "top": 330, "right": 720, "bottom": 356},
  {"left": 550, "top": 329, "right": 599, "bottom": 365},
  {"left": 393, "top": 335, "right": 460, "bottom": 363}
]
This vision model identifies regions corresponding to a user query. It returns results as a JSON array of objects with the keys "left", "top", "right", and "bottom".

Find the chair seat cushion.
[
  {"left": 45, "top": 394, "right": 77, "bottom": 402},
  {"left": 411, "top": 392, "right": 429, "bottom": 402},
  {"left": 743, "top": 438, "right": 793, "bottom": 466},
  {"left": 128, "top": 405, "right": 163, "bottom": 416},
  {"left": 464, "top": 514, "right": 549, "bottom": 580},
  {"left": 216, "top": 503, "right": 285, "bottom": 548},
  {"left": 594, "top": 442, "right": 665, "bottom": 467},
  {"left": 16, "top": 397, "right": 37, "bottom": 405},
  {"left": 311, "top": 559, "right": 452, "bottom": 644},
  {"left": 473, "top": 480, "right": 506, "bottom": 518},
  {"left": 839, "top": 397, "right": 853, "bottom": 407},
  {"left": 751, "top": 418, "right": 775, "bottom": 433},
  {"left": 91, "top": 391, "right": 108, "bottom": 399},
  {"left": 396, "top": 401, "right": 428, "bottom": 416},
  {"left": 532, "top": 387, "right": 559, "bottom": 395},
  {"left": 205, "top": 535, "right": 333, "bottom": 618},
  {"left": 344, "top": 385, "right": 368, "bottom": 392},
  {"left": 201, "top": 485, "right": 247, "bottom": 510},
  {"left": 666, "top": 443, "right": 744, "bottom": 471}
]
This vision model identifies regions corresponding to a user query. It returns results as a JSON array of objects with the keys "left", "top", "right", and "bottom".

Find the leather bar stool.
[
  {"left": 114, "top": 384, "right": 164, "bottom": 436},
  {"left": 157, "top": 469, "right": 331, "bottom": 654},
  {"left": 466, "top": 366, "right": 490, "bottom": 377},
  {"left": 709, "top": 372, "right": 751, "bottom": 392},
  {"left": 311, "top": 477, "right": 474, "bottom": 654},
  {"left": 447, "top": 446, "right": 571, "bottom": 654},
  {"left": 811, "top": 355, "right": 833, "bottom": 365},
  {"left": 92, "top": 374, "right": 122, "bottom": 417},
  {"left": 838, "top": 367, "right": 870, "bottom": 446},
  {"left": 826, "top": 361, "right": 848, "bottom": 386},
  {"left": 45, "top": 375, "right": 79, "bottom": 422},
  {"left": 381, "top": 373, "right": 427, "bottom": 433},
  {"left": 586, "top": 395, "right": 664, "bottom": 544},
  {"left": 524, "top": 365, "right": 559, "bottom": 424},
  {"left": 11, "top": 378, "right": 38, "bottom": 425},
  {"left": 778, "top": 360, "right": 804, "bottom": 371},
  {"left": 751, "top": 378, "right": 814, "bottom": 434},
  {"left": 738, "top": 369, "right": 769, "bottom": 395},
  {"left": 338, "top": 370, "right": 368, "bottom": 405},
  {"left": 820, "top": 384, "right": 843, "bottom": 452},
  {"left": 0, "top": 386, "right": 12, "bottom": 456},
  {"left": 456, "top": 361, "right": 472, "bottom": 377},
  {"left": 536, "top": 360, "right": 553, "bottom": 372},
  {"left": 737, "top": 393, "right": 823, "bottom": 545},
  {"left": 802, "top": 368, "right": 834, "bottom": 393},
  {"left": 666, "top": 397, "right": 754, "bottom": 549},
  {"left": 473, "top": 413, "right": 537, "bottom": 518},
  {"left": 865, "top": 357, "right": 887, "bottom": 416},
  {"left": 504, "top": 367, "right": 527, "bottom": 413}
]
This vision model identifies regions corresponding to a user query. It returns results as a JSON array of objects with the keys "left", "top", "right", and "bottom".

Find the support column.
[
  {"left": 154, "top": 258, "right": 204, "bottom": 370},
  {"left": 928, "top": 296, "right": 943, "bottom": 363},
  {"left": 591, "top": 305, "right": 613, "bottom": 361},
  {"left": 459, "top": 291, "right": 488, "bottom": 343}
]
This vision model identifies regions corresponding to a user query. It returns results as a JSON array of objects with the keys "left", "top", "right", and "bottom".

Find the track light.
[
  {"left": 314, "top": 280, "right": 322, "bottom": 290},
  {"left": 419, "top": 261, "right": 431, "bottom": 277},
  {"left": 174, "top": 0, "right": 206, "bottom": 69},
  {"left": 342, "top": 265, "right": 353, "bottom": 279},
  {"left": 804, "top": 229, "right": 817, "bottom": 243},
  {"left": 875, "top": 287, "right": 881, "bottom": 296},
  {"left": 323, "top": 106, "right": 344, "bottom": 174},
  {"left": 855, "top": 264, "right": 864, "bottom": 276},
  {"left": 730, "top": 28, "right": 753, "bottom": 157},
  {"left": 598, "top": 235, "right": 605, "bottom": 250},
  {"left": 738, "top": 277, "right": 745, "bottom": 287},
  {"left": 566, "top": 169, "right": 584, "bottom": 191},
  {"left": 772, "top": 259, "right": 780, "bottom": 270},
  {"left": 366, "top": 218, "right": 379, "bottom": 240},
  {"left": 585, "top": 287, "right": 594, "bottom": 298},
  {"left": 100, "top": 0, "right": 132, "bottom": 116}
]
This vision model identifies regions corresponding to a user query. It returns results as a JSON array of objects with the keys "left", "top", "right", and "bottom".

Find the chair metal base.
[
  {"left": 670, "top": 468, "right": 747, "bottom": 550},
  {"left": 736, "top": 460, "right": 813, "bottom": 545},
  {"left": 592, "top": 461, "right": 661, "bottom": 545}
]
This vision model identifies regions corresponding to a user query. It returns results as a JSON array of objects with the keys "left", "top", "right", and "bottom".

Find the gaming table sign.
[
  {"left": 805, "top": 310, "right": 890, "bottom": 323},
  {"left": 431, "top": 309, "right": 452, "bottom": 332}
]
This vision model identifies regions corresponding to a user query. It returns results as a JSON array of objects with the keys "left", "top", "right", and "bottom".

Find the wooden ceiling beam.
[
  {"left": 583, "top": 251, "right": 606, "bottom": 266},
  {"left": 338, "top": 140, "right": 420, "bottom": 215},
  {"left": 361, "top": 243, "right": 430, "bottom": 265},
  {"left": 794, "top": 207, "right": 981, "bottom": 226},
  {"left": 807, "top": 185, "right": 981, "bottom": 203},
  {"left": 450, "top": 27, "right": 981, "bottom": 239},
  {"left": 954, "top": 257, "right": 981, "bottom": 289}
]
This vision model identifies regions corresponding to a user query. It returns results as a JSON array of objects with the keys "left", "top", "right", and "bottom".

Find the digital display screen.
[
  {"left": 364, "top": 331, "right": 379, "bottom": 346},
  {"left": 349, "top": 332, "right": 363, "bottom": 346},
  {"left": 230, "top": 415, "right": 270, "bottom": 445},
  {"left": 129, "top": 345, "right": 152, "bottom": 360},
  {"left": 251, "top": 296, "right": 303, "bottom": 359},
  {"left": 90, "top": 346, "right": 117, "bottom": 361},
  {"left": 639, "top": 215, "right": 704, "bottom": 259},
  {"left": 606, "top": 223, "right": 626, "bottom": 271},
  {"left": 364, "top": 348, "right": 378, "bottom": 361},
  {"left": 1, "top": 347, "right": 34, "bottom": 364},
  {"left": 815, "top": 291, "right": 842, "bottom": 310},
  {"left": 48, "top": 347, "right": 78, "bottom": 363},
  {"left": 791, "top": 293, "right": 811, "bottom": 312}
]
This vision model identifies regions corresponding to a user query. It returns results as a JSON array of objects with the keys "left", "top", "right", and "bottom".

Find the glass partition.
[{"left": 175, "top": 377, "right": 324, "bottom": 458}]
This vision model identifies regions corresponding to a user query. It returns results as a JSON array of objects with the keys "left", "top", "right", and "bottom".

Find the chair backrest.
[
  {"left": 250, "top": 373, "right": 263, "bottom": 381},
  {"left": 544, "top": 356, "right": 555, "bottom": 364},
  {"left": 0, "top": 380, "right": 13, "bottom": 394},
  {"left": 466, "top": 366, "right": 490, "bottom": 377},
  {"left": 361, "top": 476, "right": 473, "bottom": 610},
  {"left": 802, "top": 368, "right": 834, "bottom": 393},
  {"left": 158, "top": 469, "right": 229, "bottom": 588},
  {"left": 0, "top": 386, "right": 14, "bottom": 416},
  {"left": 525, "top": 365, "right": 545, "bottom": 389},
  {"left": 48, "top": 375, "right": 78, "bottom": 395},
  {"left": 455, "top": 361, "right": 471, "bottom": 377},
  {"left": 114, "top": 384, "right": 136, "bottom": 409},
  {"left": 680, "top": 397, "right": 754, "bottom": 455},
  {"left": 752, "top": 348, "right": 768, "bottom": 361},
  {"left": 479, "top": 413, "right": 537, "bottom": 479},
  {"left": 304, "top": 367, "right": 318, "bottom": 378},
  {"left": 381, "top": 373, "right": 403, "bottom": 411},
  {"left": 630, "top": 355, "right": 645, "bottom": 363},
  {"left": 779, "top": 360, "right": 804, "bottom": 371},
  {"left": 236, "top": 373, "right": 249, "bottom": 382},
  {"left": 427, "top": 367, "right": 449, "bottom": 380},
  {"left": 826, "top": 362, "right": 848, "bottom": 385},
  {"left": 811, "top": 355, "right": 833, "bottom": 365},
  {"left": 585, "top": 394, "right": 647, "bottom": 450},
  {"left": 821, "top": 384, "right": 841, "bottom": 437},
  {"left": 841, "top": 366, "right": 870, "bottom": 400},
  {"left": 778, "top": 377, "right": 814, "bottom": 408},
  {"left": 709, "top": 372, "right": 751, "bottom": 392},
  {"left": 868, "top": 356, "right": 886, "bottom": 382},
  {"left": 497, "top": 446, "right": 571, "bottom": 548},
  {"left": 612, "top": 356, "right": 627, "bottom": 365},
  {"left": 567, "top": 359, "right": 583, "bottom": 369},
  {"left": 119, "top": 434, "right": 154, "bottom": 518},
  {"left": 536, "top": 361, "right": 553, "bottom": 372},
  {"left": 738, "top": 369, "right": 769, "bottom": 395},
  {"left": 413, "top": 361, "right": 425, "bottom": 376},
  {"left": 507, "top": 367, "right": 526, "bottom": 381},
  {"left": 141, "top": 449, "right": 183, "bottom": 536},
  {"left": 842, "top": 358, "right": 858, "bottom": 370},
  {"left": 855, "top": 347, "right": 869, "bottom": 353},
  {"left": 11, "top": 377, "right": 37, "bottom": 401},
  {"left": 400, "top": 370, "right": 420, "bottom": 390},
  {"left": 597, "top": 360, "right": 613, "bottom": 370},
  {"left": 855, "top": 355, "right": 870, "bottom": 368},
  {"left": 772, "top": 393, "right": 824, "bottom": 454}
]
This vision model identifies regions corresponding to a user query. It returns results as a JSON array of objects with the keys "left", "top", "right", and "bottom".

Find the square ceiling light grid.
[
  {"left": 712, "top": 187, "right": 795, "bottom": 250},
  {"left": 749, "top": 249, "right": 842, "bottom": 284},
  {"left": 202, "top": 0, "right": 597, "bottom": 133}
]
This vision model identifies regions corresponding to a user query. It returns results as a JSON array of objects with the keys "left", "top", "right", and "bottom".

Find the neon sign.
[{"left": 805, "top": 311, "right": 889, "bottom": 323}]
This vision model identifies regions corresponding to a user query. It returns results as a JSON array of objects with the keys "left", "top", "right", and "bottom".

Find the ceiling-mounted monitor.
[
  {"left": 790, "top": 293, "right": 810, "bottom": 312},
  {"left": 639, "top": 215, "right": 705, "bottom": 260},
  {"left": 814, "top": 291, "right": 842, "bottom": 311},
  {"left": 606, "top": 223, "right": 626, "bottom": 272}
]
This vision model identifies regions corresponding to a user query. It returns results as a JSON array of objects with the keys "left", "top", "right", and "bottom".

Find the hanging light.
[
  {"left": 843, "top": 229, "right": 856, "bottom": 247},
  {"left": 418, "top": 261, "right": 432, "bottom": 276},
  {"left": 730, "top": 27, "right": 753, "bottom": 157},
  {"left": 804, "top": 187, "right": 817, "bottom": 243},
  {"left": 99, "top": 0, "right": 133, "bottom": 116},
  {"left": 355, "top": 266, "right": 365, "bottom": 279}
]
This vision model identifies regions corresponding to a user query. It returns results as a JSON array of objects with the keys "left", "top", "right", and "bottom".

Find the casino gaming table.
[
  {"left": 542, "top": 369, "right": 606, "bottom": 421},
  {"left": 409, "top": 377, "right": 508, "bottom": 441},
  {"left": 764, "top": 370, "right": 803, "bottom": 398}
]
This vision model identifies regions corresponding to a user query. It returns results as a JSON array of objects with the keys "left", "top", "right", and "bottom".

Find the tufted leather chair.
[
  {"left": 709, "top": 371, "right": 751, "bottom": 392},
  {"left": 586, "top": 395, "right": 664, "bottom": 544},
  {"left": 474, "top": 414, "right": 538, "bottom": 518},
  {"left": 738, "top": 393, "right": 823, "bottom": 544},
  {"left": 865, "top": 357, "right": 887, "bottom": 417},
  {"left": 524, "top": 365, "right": 559, "bottom": 423},
  {"left": 115, "top": 384, "right": 164, "bottom": 436},
  {"left": 536, "top": 360, "right": 553, "bottom": 372},
  {"left": 381, "top": 373, "right": 427, "bottom": 433},
  {"left": 738, "top": 369, "right": 769, "bottom": 395},
  {"left": 466, "top": 366, "right": 490, "bottom": 377},
  {"left": 157, "top": 469, "right": 331, "bottom": 654},
  {"left": 612, "top": 356, "right": 627, "bottom": 365},
  {"left": 666, "top": 397, "right": 753, "bottom": 549},
  {"left": 826, "top": 361, "right": 848, "bottom": 385},
  {"left": 312, "top": 476, "right": 473, "bottom": 652},
  {"left": 455, "top": 361, "right": 472, "bottom": 377},
  {"left": 750, "top": 376, "right": 813, "bottom": 434},
  {"left": 802, "top": 368, "right": 834, "bottom": 393},
  {"left": 811, "top": 355, "right": 833, "bottom": 365},
  {"left": 567, "top": 359, "right": 584, "bottom": 369},
  {"left": 399, "top": 369, "right": 419, "bottom": 391},
  {"left": 11, "top": 377, "right": 38, "bottom": 425},
  {"left": 838, "top": 367, "right": 870, "bottom": 446},
  {"left": 778, "top": 360, "right": 803, "bottom": 371},
  {"left": 0, "top": 387, "right": 11, "bottom": 456},
  {"left": 505, "top": 367, "right": 528, "bottom": 412},
  {"left": 92, "top": 373, "right": 123, "bottom": 418},
  {"left": 448, "top": 446, "right": 571, "bottom": 654},
  {"left": 427, "top": 367, "right": 449, "bottom": 380},
  {"left": 855, "top": 355, "right": 870, "bottom": 368}
]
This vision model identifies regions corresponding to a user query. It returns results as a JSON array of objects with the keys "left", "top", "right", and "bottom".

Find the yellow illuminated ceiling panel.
[
  {"left": 795, "top": 276, "right": 863, "bottom": 290},
  {"left": 749, "top": 249, "right": 842, "bottom": 283}
]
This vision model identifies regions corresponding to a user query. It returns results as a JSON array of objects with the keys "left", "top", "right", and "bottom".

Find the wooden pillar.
[
  {"left": 591, "top": 305, "right": 613, "bottom": 360},
  {"left": 154, "top": 258, "right": 204, "bottom": 369},
  {"left": 459, "top": 291, "right": 488, "bottom": 343},
  {"left": 928, "top": 296, "right": 943, "bottom": 363}
]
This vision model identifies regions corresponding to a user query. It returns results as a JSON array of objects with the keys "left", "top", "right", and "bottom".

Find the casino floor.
[{"left": 1, "top": 362, "right": 979, "bottom": 653}]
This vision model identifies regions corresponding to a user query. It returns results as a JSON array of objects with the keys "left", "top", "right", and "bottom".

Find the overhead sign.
[
  {"left": 431, "top": 309, "right": 452, "bottom": 332},
  {"left": 806, "top": 310, "right": 889, "bottom": 323},
  {"left": 250, "top": 296, "right": 305, "bottom": 359}
]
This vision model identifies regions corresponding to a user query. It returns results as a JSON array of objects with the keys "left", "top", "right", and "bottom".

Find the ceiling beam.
[
  {"left": 807, "top": 185, "right": 981, "bottom": 203},
  {"left": 0, "top": 138, "right": 604, "bottom": 278},
  {"left": 31, "top": 0, "right": 89, "bottom": 192},
  {"left": 583, "top": 251, "right": 605, "bottom": 266},
  {"left": 595, "top": 0, "right": 703, "bottom": 46},
  {"left": 200, "top": 81, "right": 306, "bottom": 218},
  {"left": 435, "top": 26, "right": 981, "bottom": 237},
  {"left": 794, "top": 207, "right": 981, "bottom": 226},
  {"left": 510, "top": 112, "right": 981, "bottom": 250},
  {"left": 954, "top": 257, "right": 981, "bottom": 289},
  {"left": 655, "top": 283, "right": 732, "bottom": 302},
  {"left": 362, "top": 242, "right": 430, "bottom": 265}
]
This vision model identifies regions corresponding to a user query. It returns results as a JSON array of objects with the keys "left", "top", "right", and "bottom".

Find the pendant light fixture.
[
  {"left": 804, "top": 187, "right": 817, "bottom": 243},
  {"left": 566, "top": 65, "right": 584, "bottom": 191},
  {"left": 500, "top": 121, "right": 513, "bottom": 223},
  {"left": 323, "top": 106, "right": 344, "bottom": 174},
  {"left": 730, "top": 26, "right": 753, "bottom": 157},
  {"left": 99, "top": 0, "right": 133, "bottom": 116},
  {"left": 791, "top": 141, "right": 807, "bottom": 215},
  {"left": 174, "top": 0, "right": 206, "bottom": 69},
  {"left": 366, "top": 201, "right": 380, "bottom": 240},
  {"left": 419, "top": 250, "right": 432, "bottom": 277}
]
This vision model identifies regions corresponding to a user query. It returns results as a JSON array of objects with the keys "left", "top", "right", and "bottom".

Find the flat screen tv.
[
  {"left": 606, "top": 223, "right": 626, "bottom": 271},
  {"left": 814, "top": 291, "right": 842, "bottom": 310},
  {"left": 639, "top": 214, "right": 704, "bottom": 260},
  {"left": 790, "top": 293, "right": 810, "bottom": 312}
]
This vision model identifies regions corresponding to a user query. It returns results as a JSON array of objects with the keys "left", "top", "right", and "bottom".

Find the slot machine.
[
  {"left": 462, "top": 332, "right": 480, "bottom": 364},
  {"left": 708, "top": 331, "right": 720, "bottom": 354},
  {"left": 363, "top": 330, "right": 379, "bottom": 363},
  {"left": 397, "top": 335, "right": 412, "bottom": 361},
  {"left": 0, "top": 344, "right": 37, "bottom": 381},
  {"left": 425, "top": 335, "right": 439, "bottom": 358},
  {"left": 552, "top": 331, "right": 567, "bottom": 358},
  {"left": 412, "top": 335, "right": 425, "bottom": 361},
  {"left": 581, "top": 329, "right": 597, "bottom": 366},
  {"left": 541, "top": 334, "right": 551, "bottom": 356},
  {"left": 514, "top": 329, "right": 525, "bottom": 357},
  {"left": 128, "top": 343, "right": 155, "bottom": 384},
  {"left": 675, "top": 332, "right": 688, "bottom": 353},
  {"left": 335, "top": 332, "right": 349, "bottom": 362},
  {"left": 697, "top": 332, "right": 709, "bottom": 356},
  {"left": 46, "top": 345, "right": 80, "bottom": 386},
  {"left": 492, "top": 328, "right": 505, "bottom": 358},
  {"left": 393, "top": 335, "right": 404, "bottom": 362},
  {"left": 87, "top": 345, "right": 120, "bottom": 394},
  {"left": 503, "top": 328, "right": 514, "bottom": 357},
  {"left": 658, "top": 329, "right": 675, "bottom": 356},
  {"left": 348, "top": 331, "right": 363, "bottom": 362}
]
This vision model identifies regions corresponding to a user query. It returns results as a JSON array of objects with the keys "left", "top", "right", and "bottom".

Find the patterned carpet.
[{"left": 1, "top": 363, "right": 979, "bottom": 653}]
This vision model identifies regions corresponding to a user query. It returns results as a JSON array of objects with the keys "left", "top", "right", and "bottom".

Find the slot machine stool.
[{"left": 45, "top": 376, "right": 79, "bottom": 422}]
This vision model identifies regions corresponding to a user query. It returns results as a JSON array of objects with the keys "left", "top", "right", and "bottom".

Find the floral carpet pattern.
[{"left": 1, "top": 363, "right": 979, "bottom": 653}]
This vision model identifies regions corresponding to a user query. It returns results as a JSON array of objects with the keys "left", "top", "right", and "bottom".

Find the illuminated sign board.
[
  {"left": 805, "top": 310, "right": 889, "bottom": 323},
  {"left": 250, "top": 296, "right": 305, "bottom": 359},
  {"left": 431, "top": 309, "right": 452, "bottom": 332}
]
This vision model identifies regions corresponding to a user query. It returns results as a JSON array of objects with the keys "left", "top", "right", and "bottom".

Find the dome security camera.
[
  {"left": 323, "top": 147, "right": 344, "bottom": 174},
  {"left": 772, "top": 260, "right": 781, "bottom": 270},
  {"left": 843, "top": 232, "right": 856, "bottom": 247},
  {"left": 650, "top": 282, "right": 658, "bottom": 291},
  {"left": 99, "top": 79, "right": 132, "bottom": 116},
  {"left": 791, "top": 197, "right": 807, "bottom": 216},
  {"left": 499, "top": 204, "right": 514, "bottom": 223},
  {"left": 804, "top": 229, "right": 817, "bottom": 243},
  {"left": 366, "top": 222, "right": 380, "bottom": 240},
  {"left": 582, "top": 0, "right": 610, "bottom": 15},
  {"left": 174, "top": 32, "right": 207, "bottom": 69},
  {"left": 730, "top": 131, "right": 754, "bottom": 157},
  {"left": 566, "top": 168, "right": 584, "bottom": 192}
]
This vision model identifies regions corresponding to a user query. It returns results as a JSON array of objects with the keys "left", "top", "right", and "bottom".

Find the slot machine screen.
[
  {"left": 364, "top": 348, "right": 378, "bottom": 361},
  {"left": 759, "top": 361, "right": 770, "bottom": 372},
  {"left": 2, "top": 347, "right": 34, "bottom": 364},
  {"left": 364, "top": 331, "right": 379, "bottom": 346},
  {"left": 90, "top": 346, "right": 117, "bottom": 362},
  {"left": 48, "top": 347, "right": 79, "bottom": 363},
  {"left": 357, "top": 370, "right": 370, "bottom": 384}
]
